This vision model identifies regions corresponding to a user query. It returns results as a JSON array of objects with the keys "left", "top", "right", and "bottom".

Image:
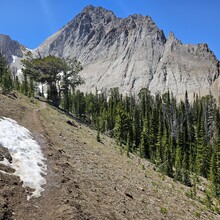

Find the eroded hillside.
[{"left": 0, "top": 93, "right": 219, "bottom": 219}]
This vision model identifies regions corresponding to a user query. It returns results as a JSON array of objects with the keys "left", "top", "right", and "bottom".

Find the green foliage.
[
  {"left": 114, "top": 105, "right": 130, "bottom": 146},
  {"left": 204, "top": 189, "right": 212, "bottom": 209},
  {"left": 72, "top": 88, "right": 220, "bottom": 205},
  {"left": 2, "top": 70, "right": 13, "bottom": 94},
  {"left": 209, "top": 130, "right": 220, "bottom": 197},
  {"left": 174, "top": 146, "right": 182, "bottom": 182},
  {"left": 13, "top": 76, "right": 20, "bottom": 91},
  {"left": 140, "top": 119, "right": 149, "bottom": 158},
  {"left": 160, "top": 207, "right": 168, "bottom": 215},
  {"left": 0, "top": 53, "right": 8, "bottom": 84},
  {"left": 21, "top": 54, "right": 84, "bottom": 107},
  {"left": 71, "top": 90, "right": 86, "bottom": 118},
  {"left": 0, "top": 53, "right": 13, "bottom": 94}
]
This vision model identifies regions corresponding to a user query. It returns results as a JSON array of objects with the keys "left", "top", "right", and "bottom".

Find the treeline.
[{"left": 70, "top": 87, "right": 220, "bottom": 200}]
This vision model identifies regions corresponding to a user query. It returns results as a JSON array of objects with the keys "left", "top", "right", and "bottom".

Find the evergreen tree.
[
  {"left": 133, "top": 105, "right": 141, "bottom": 149},
  {"left": 61, "top": 57, "right": 84, "bottom": 112},
  {"left": 13, "top": 75, "right": 20, "bottom": 91},
  {"left": 174, "top": 146, "right": 182, "bottom": 182},
  {"left": 0, "top": 53, "right": 8, "bottom": 83},
  {"left": 155, "top": 106, "right": 164, "bottom": 165},
  {"left": 149, "top": 107, "right": 159, "bottom": 161},
  {"left": 209, "top": 131, "right": 220, "bottom": 198},
  {"left": 21, "top": 72, "right": 29, "bottom": 95},
  {"left": 114, "top": 105, "right": 130, "bottom": 146},
  {"left": 22, "top": 55, "right": 83, "bottom": 107},
  {"left": 140, "top": 119, "right": 150, "bottom": 158},
  {"left": 28, "top": 77, "right": 35, "bottom": 97},
  {"left": 0, "top": 53, "right": 13, "bottom": 94},
  {"left": 72, "top": 90, "right": 86, "bottom": 118},
  {"left": 163, "top": 129, "right": 173, "bottom": 177},
  {"left": 2, "top": 69, "right": 13, "bottom": 94}
]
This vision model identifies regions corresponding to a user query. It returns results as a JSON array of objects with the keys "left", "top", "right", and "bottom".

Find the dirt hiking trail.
[{"left": 0, "top": 94, "right": 220, "bottom": 220}]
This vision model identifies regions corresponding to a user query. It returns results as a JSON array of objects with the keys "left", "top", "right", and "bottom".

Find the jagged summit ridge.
[
  {"left": 0, "top": 34, "right": 26, "bottom": 64},
  {"left": 9, "top": 5, "right": 219, "bottom": 100}
]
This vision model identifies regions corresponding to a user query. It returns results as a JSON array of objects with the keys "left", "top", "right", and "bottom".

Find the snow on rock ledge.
[{"left": 0, "top": 117, "right": 47, "bottom": 200}]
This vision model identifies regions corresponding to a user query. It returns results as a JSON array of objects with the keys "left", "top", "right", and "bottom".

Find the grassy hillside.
[{"left": 0, "top": 92, "right": 219, "bottom": 219}]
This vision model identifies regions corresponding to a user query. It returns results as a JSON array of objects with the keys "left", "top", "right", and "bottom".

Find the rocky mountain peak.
[
  {"left": 0, "top": 34, "right": 26, "bottom": 64},
  {"left": 167, "top": 31, "right": 177, "bottom": 41},
  {"left": 0, "top": 34, "right": 10, "bottom": 42},
  {"left": 79, "top": 5, "right": 116, "bottom": 24},
  {"left": 34, "top": 5, "right": 220, "bottom": 101},
  {"left": 82, "top": 5, "right": 114, "bottom": 14},
  {"left": 82, "top": 4, "right": 95, "bottom": 12}
]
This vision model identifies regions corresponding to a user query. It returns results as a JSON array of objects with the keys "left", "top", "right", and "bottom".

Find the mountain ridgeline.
[
  {"left": 1, "top": 5, "right": 220, "bottom": 101},
  {"left": 35, "top": 5, "right": 220, "bottom": 101},
  {"left": 0, "top": 34, "right": 26, "bottom": 64}
]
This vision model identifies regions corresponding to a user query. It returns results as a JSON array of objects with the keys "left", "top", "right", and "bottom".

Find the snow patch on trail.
[{"left": 0, "top": 117, "right": 47, "bottom": 200}]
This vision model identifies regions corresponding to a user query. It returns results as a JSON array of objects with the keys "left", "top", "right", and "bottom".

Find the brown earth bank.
[{"left": 0, "top": 92, "right": 220, "bottom": 220}]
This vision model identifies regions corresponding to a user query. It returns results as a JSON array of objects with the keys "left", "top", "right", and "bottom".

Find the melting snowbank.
[
  {"left": 12, "top": 55, "right": 18, "bottom": 64},
  {"left": 0, "top": 117, "right": 47, "bottom": 200}
]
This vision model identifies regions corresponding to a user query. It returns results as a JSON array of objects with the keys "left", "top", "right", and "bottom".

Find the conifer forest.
[{"left": 1, "top": 52, "right": 220, "bottom": 203}]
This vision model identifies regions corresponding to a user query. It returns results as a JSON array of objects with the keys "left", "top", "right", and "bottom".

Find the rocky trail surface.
[{"left": 0, "top": 93, "right": 220, "bottom": 220}]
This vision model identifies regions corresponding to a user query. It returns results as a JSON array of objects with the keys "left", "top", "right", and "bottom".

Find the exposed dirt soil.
[{"left": 0, "top": 92, "right": 220, "bottom": 220}]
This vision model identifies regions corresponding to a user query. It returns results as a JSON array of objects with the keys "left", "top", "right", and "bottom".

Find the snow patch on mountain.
[
  {"left": 12, "top": 55, "right": 18, "bottom": 63},
  {"left": 0, "top": 117, "right": 47, "bottom": 200}
]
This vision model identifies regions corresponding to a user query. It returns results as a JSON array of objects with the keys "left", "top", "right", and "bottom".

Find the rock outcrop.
[
  {"left": 150, "top": 33, "right": 220, "bottom": 100},
  {"left": 36, "top": 6, "right": 167, "bottom": 95},
  {"left": 0, "top": 34, "right": 26, "bottom": 64},
  {"left": 0, "top": 34, "right": 29, "bottom": 76}
]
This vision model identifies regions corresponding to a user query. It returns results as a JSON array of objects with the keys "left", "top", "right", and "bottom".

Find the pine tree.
[
  {"left": 140, "top": 119, "right": 150, "bottom": 158},
  {"left": 108, "top": 88, "right": 120, "bottom": 132},
  {"left": 72, "top": 90, "right": 86, "bottom": 118},
  {"left": 22, "top": 55, "right": 84, "bottom": 107},
  {"left": 209, "top": 131, "right": 220, "bottom": 198},
  {"left": 164, "top": 133, "right": 173, "bottom": 178},
  {"left": 114, "top": 105, "right": 130, "bottom": 146},
  {"left": 155, "top": 106, "right": 163, "bottom": 165},
  {"left": 13, "top": 75, "right": 20, "bottom": 91},
  {"left": 0, "top": 53, "right": 13, "bottom": 94},
  {"left": 196, "top": 101, "right": 206, "bottom": 176},
  {"left": 182, "top": 111, "right": 191, "bottom": 185},
  {"left": 28, "top": 77, "right": 34, "bottom": 97},
  {"left": 149, "top": 107, "right": 159, "bottom": 161},
  {"left": 174, "top": 146, "right": 182, "bottom": 182},
  {"left": 133, "top": 105, "right": 141, "bottom": 149},
  {"left": 0, "top": 53, "right": 8, "bottom": 83},
  {"left": 126, "top": 132, "right": 131, "bottom": 157},
  {"left": 2, "top": 69, "right": 13, "bottom": 94}
]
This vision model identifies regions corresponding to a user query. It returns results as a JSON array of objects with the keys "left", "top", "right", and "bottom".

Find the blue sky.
[{"left": 1, "top": 0, "right": 220, "bottom": 59}]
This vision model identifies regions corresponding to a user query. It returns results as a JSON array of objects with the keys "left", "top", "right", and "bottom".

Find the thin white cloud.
[{"left": 39, "top": 0, "right": 56, "bottom": 32}]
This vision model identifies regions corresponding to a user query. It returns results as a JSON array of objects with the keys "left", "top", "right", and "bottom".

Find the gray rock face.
[
  {"left": 150, "top": 33, "right": 220, "bottom": 100},
  {"left": 35, "top": 5, "right": 220, "bottom": 100},
  {"left": 0, "top": 34, "right": 26, "bottom": 64}
]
